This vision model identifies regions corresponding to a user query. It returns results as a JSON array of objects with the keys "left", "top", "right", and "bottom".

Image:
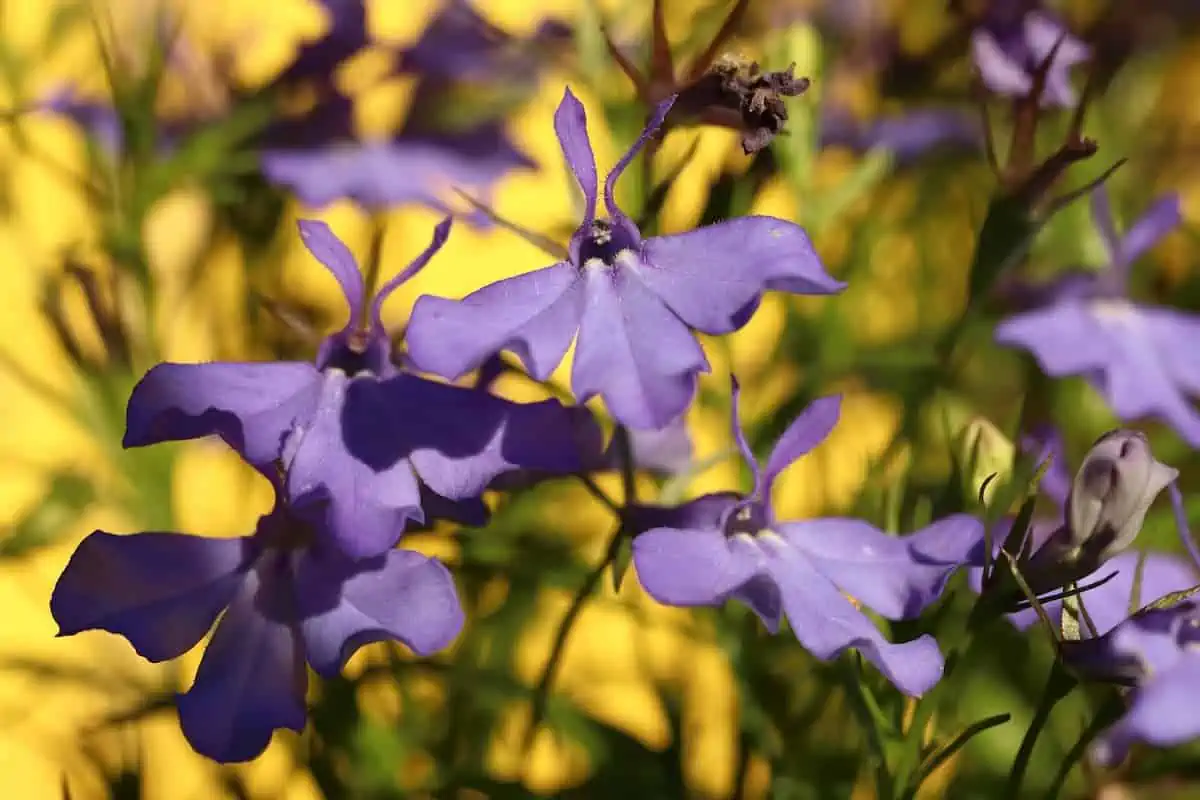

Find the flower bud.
[{"left": 1066, "top": 430, "right": 1177, "bottom": 561}]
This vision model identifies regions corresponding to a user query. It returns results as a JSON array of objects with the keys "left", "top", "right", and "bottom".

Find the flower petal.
[
  {"left": 633, "top": 527, "right": 762, "bottom": 606},
  {"left": 762, "top": 395, "right": 841, "bottom": 493},
  {"left": 51, "top": 531, "right": 249, "bottom": 662},
  {"left": 764, "top": 540, "right": 945, "bottom": 696},
  {"left": 777, "top": 514, "right": 985, "bottom": 620},
  {"left": 970, "top": 31, "right": 1033, "bottom": 98},
  {"left": 1021, "top": 425, "right": 1071, "bottom": 508},
  {"left": 625, "top": 492, "right": 742, "bottom": 536},
  {"left": 371, "top": 216, "right": 453, "bottom": 330},
  {"left": 1092, "top": 656, "right": 1200, "bottom": 767},
  {"left": 296, "top": 548, "right": 464, "bottom": 677},
  {"left": 994, "top": 302, "right": 1110, "bottom": 376},
  {"left": 637, "top": 217, "right": 843, "bottom": 334},
  {"left": 555, "top": 88, "right": 599, "bottom": 225},
  {"left": 1122, "top": 194, "right": 1182, "bottom": 266},
  {"left": 124, "top": 361, "right": 322, "bottom": 469},
  {"left": 572, "top": 263, "right": 709, "bottom": 429},
  {"left": 286, "top": 372, "right": 423, "bottom": 559},
  {"left": 603, "top": 95, "right": 674, "bottom": 225},
  {"left": 177, "top": 556, "right": 308, "bottom": 763},
  {"left": 362, "top": 374, "right": 602, "bottom": 499},
  {"left": 297, "top": 219, "right": 365, "bottom": 327},
  {"left": 406, "top": 261, "right": 583, "bottom": 382},
  {"left": 1090, "top": 184, "right": 1121, "bottom": 264},
  {"left": 1144, "top": 307, "right": 1200, "bottom": 397}
]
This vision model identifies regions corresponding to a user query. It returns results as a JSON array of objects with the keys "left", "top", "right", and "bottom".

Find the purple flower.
[
  {"left": 1061, "top": 593, "right": 1200, "bottom": 766},
  {"left": 124, "top": 219, "right": 600, "bottom": 560},
  {"left": 993, "top": 189, "right": 1199, "bottom": 445},
  {"left": 50, "top": 476, "right": 462, "bottom": 763},
  {"left": 405, "top": 88, "right": 844, "bottom": 430},
  {"left": 820, "top": 107, "right": 982, "bottom": 165},
  {"left": 970, "top": 4, "right": 1089, "bottom": 107},
  {"left": 629, "top": 380, "right": 985, "bottom": 696},
  {"left": 277, "top": 0, "right": 368, "bottom": 87},
  {"left": 260, "top": 94, "right": 532, "bottom": 218}
]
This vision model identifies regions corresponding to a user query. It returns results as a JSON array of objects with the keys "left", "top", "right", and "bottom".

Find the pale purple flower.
[
  {"left": 124, "top": 219, "right": 600, "bottom": 560},
  {"left": 970, "top": 3, "right": 1089, "bottom": 107},
  {"left": 820, "top": 107, "right": 982, "bottom": 165},
  {"left": 994, "top": 188, "right": 1199, "bottom": 445},
  {"left": 51, "top": 474, "right": 462, "bottom": 763},
  {"left": 629, "top": 379, "right": 985, "bottom": 696},
  {"left": 1062, "top": 593, "right": 1200, "bottom": 766},
  {"left": 405, "top": 88, "right": 844, "bottom": 430}
]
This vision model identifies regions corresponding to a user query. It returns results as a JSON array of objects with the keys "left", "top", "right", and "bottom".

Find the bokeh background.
[{"left": 2, "top": 0, "right": 1200, "bottom": 797}]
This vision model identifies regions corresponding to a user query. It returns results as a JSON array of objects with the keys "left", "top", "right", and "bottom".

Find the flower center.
[
  {"left": 317, "top": 328, "right": 391, "bottom": 378},
  {"left": 723, "top": 501, "right": 770, "bottom": 539},
  {"left": 254, "top": 499, "right": 320, "bottom": 552},
  {"left": 578, "top": 218, "right": 638, "bottom": 265}
]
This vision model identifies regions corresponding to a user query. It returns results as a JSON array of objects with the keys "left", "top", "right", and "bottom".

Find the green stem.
[
  {"left": 1006, "top": 665, "right": 1076, "bottom": 799},
  {"left": 1039, "top": 694, "right": 1123, "bottom": 800},
  {"left": 838, "top": 655, "right": 895, "bottom": 800}
]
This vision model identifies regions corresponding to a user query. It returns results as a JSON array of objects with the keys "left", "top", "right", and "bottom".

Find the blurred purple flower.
[
  {"left": 994, "top": 188, "right": 1199, "bottom": 445},
  {"left": 1062, "top": 593, "right": 1200, "bottom": 766},
  {"left": 397, "top": 0, "right": 570, "bottom": 83},
  {"left": 124, "top": 219, "right": 600, "bottom": 559},
  {"left": 405, "top": 88, "right": 844, "bottom": 430},
  {"left": 970, "top": 3, "right": 1089, "bottom": 107},
  {"left": 51, "top": 476, "right": 463, "bottom": 763},
  {"left": 629, "top": 379, "right": 985, "bottom": 696},
  {"left": 820, "top": 107, "right": 982, "bottom": 164},
  {"left": 277, "top": 0, "right": 368, "bottom": 87},
  {"left": 259, "top": 93, "right": 532, "bottom": 219}
]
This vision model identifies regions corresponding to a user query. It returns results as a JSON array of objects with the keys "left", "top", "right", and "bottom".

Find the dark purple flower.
[
  {"left": 970, "top": 4, "right": 1089, "bottom": 107},
  {"left": 277, "top": 0, "right": 368, "bottom": 87},
  {"left": 629, "top": 380, "right": 985, "bottom": 696},
  {"left": 994, "top": 189, "right": 1199, "bottom": 446},
  {"left": 396, "top": 0, "right": 570, "bottom": 83},
  {"left": 1061, "top": 594, "right": 1200, "bottom": 766},
  {"left": 50, "top": 477, "right": 462, "bottom": 763},
  {"left": 124, "top": 219, "right": 600, "bottom": 560},
  {"left": 405, "top": 88, "right": 844, "bottom": 430}
]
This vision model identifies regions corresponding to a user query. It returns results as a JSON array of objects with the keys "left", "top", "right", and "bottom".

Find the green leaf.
[{"left": 0, "top": 472, "right": 95, "bottom": 558}]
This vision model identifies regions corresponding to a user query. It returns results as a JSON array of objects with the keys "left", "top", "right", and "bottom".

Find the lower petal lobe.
[{"left": 51, "top": 531, "right": 250, "bottom": 663}]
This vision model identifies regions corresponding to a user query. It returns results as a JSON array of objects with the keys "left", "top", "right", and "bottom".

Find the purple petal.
[
  {"left": 124, "top": 361, "right": 322, "bottom": 469},
  {"left": 286, "top": 372, "right": 423, "bottom": 559},
  {"left": 363, "top": 374, "right": 603, "bottom": 499},
  {"left": 1021, "top": 425, "right": 1071, "bottom": 509},
  {"left": 572, "top": 264, "right": 709, "bottom": 429},
  {"left": 994, "top": 302, "right": 1110, "bottom": 376},
  {"left": 729, "top": 376, "right": 761, "bottom": 492},
  {"left": 1143, "top": 308, "right": 1200, "bottom": 398},
  {"left": 611, "top": 413, "right": 695, "bottom": 474},
  {"left": 970, "top": 30, "right": 1033, "bottom": 98},
  {"left": 177, "top": 554, "right": 308, "bottom": 763},
  {"left": 777, "top": 514, "right": 986, "bottom": 620},
  {"left": 296, "top": 548, "right": 463, "bottom": 676},
  {"left": 1024, "top": 12, "right": 1090, "bottom": 69},
  {"left": 762, "top": 395, "right": 841, "bottom": 494},
  {"left": 1090, "top": 184, "right": 1122, "bottom": 264},
  {"left": 732, "top": 574, "right": 784, "bottom": 633},
  {"left": 603, "top": 96, "right": 675, "bottom": 223},
  {"left": 638, "top": 217, "right": 844, "bottom": 335},
  {"left": 51, "top": 531, "right": 249, "bottom": 662},
  {"left": 555, "top": 88, "right": 599, "bottom": 226},
  {"left": 1122, "top": 194, "right": 1182, "bottom": 266},
  {"left": 406, "top": 261, "right": 583, "bottom": 382},
  {"left": 261, "top": 133, "right": 531, "bottom": 216},
  {"left": 632, "top": 527, "right": 763, "bottom": 606},
  {"left": 297, "top": 219, "right": 365, "bottom": 326},
  {"left": 371, "top": 216, "right": 453, "bottom": 330},
  {"left": 764, "top": 539, "right": 945, "bottom": 696},
  {"left": 1092, "top": 656, "right": 1200, "bottom": 767},
  {"left": 625, "top": 492, "right": 742, "bottom": 536}
]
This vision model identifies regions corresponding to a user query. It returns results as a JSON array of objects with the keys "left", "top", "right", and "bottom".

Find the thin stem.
[
  {"left": 1006, "top": 666, "right": 1076, "bottom": 799},
  {"left": 838, "top": 655, "right": 895, "bottom": 800},
  {"left": 1039, "top": 695, "right": 1124, "bottom": 800},
  {"left": 521, "top": 524, "right": 625, "bottom": 754}
]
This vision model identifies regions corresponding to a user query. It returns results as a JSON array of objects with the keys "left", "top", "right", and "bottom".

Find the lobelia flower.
[
  {"left": 993, "top": 188, "right": 1200, "bottom": 445},
  {"left": 629, "top": 379, "right": 985, "bottom": 696},
  {"left": 1060, "top": 592, "right": 1200, "bottom": 766},
  {"left": 973, "top": 428, "right": 1179, "bottom": 609},
  {"left": 50, "top": 468, "right": 463, "bottom": 763},
  {"left": 405, "top": 88, "right": 845, "bottom": 430},
  {"left": 970, "top": 2, "right": 1090, "bottom": 107},
  {"left": 819, "top": 107, "right": 982, "bottom": 166},
  {"left": 124, "top": 219, "right": 600, "bottom": 560}
]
